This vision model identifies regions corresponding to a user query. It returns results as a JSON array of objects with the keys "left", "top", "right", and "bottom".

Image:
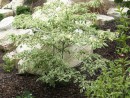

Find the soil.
[
  {"left": 0, "top": 21, "right": 118, "bottom": 98},
  {"left": 0, "top": 50, "right": 86, "bottom": 98}
]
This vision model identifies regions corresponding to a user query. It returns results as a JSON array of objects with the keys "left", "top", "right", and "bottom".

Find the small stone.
[{"left": 0, "top": 16, "right": 14, "bottom": 30}]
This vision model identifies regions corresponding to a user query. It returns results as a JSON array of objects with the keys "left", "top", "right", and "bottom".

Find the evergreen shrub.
[
  {"left": 0, "top": 14, "right": 4, "bottom": 21},
  {"left": 16, "top": 6, "right": 31, "bottom": 15}
]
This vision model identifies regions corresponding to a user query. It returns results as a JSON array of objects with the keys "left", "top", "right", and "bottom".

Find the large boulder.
[
  {"left": 96, "top": 14, "right": 114, "bottom": 25},
  {"left": 6, "top": 43, "right": 92, "bottom": 74},
  {"left": 0, "top": 16, "right": 14, "bottom": 30},
  {"left": 0, "top": 29, "right": 33, "bottom": 51},
  {"left": 0, "top": 0, "right": 10, "bottom": 8},
  {"left": 64, "top": 44, "right": 93, "bottom": 67}
]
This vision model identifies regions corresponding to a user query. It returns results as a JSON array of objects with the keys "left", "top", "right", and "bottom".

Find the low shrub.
[
  {"left": 0, "top": 14, "right": 4, "bottom": 21},
  {"left": 16, "top": 6, "right": 31, "bottom": 15},
  {"left": 2, "top": 64, "right": 14, "bottom": 73}
]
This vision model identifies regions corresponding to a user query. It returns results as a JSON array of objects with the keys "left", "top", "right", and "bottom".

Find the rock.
[
  {"left": 0, "top": 29, "right": 34, "bottom": 50},
  {"left": 2, "top": 0, "right": 25, "bottom": 11},
  {"left": 107, "top": 7, "right": 129, "bottom": 18},
  {"left": 64, "top": 44, "right": 93, "bottom": 67},
  {"left": 15, "top": 44, "right": 92, "bottom": 74},
  {"left": 0, "top": 16, "right": 14, "bottom": 30},
  {"left": 96, "top": 14, "right": 114, "bottom": 25},
  {"left": 0, "top": 0, "right": 10, "bottom": 8},
  {"left": 0, "top": 9, "right": 14, "bottom": 17},
  {"left": 3, "top": 42, "right": 93, "bottom": 74}
]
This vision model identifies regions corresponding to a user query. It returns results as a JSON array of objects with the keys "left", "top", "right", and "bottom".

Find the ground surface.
[
  {"left": 0, "top": 51, "right": 86, "bottom": 98},
  {"left": 0, "top": 21, "right": 117, "bottom": 98}
]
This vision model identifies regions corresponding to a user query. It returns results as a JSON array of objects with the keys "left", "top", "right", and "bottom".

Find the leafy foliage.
[
  {"left": 0, "top": 14, "right": 4, "bottom": 21},
  {"left": 2, "top": 53, "right": 15, "bottom": 73},
  {"left": 5, "top": 0, "right": 116, "bottom": 87},
  {"left": 16, "top": 91, "right": 34, "bottom": 98},
  {"left": 82, "top": 60, "right": 130, "bottom": 98},
  {"left": 16, "top": 6, "right": 31, "bottom": 15},
  {"left": 114, "top": 0, "right": 130, "bottom": 16},
  {"left": 80, "top": 53, "right": 108, "bottom": 76},
  {"left": 114, "top": 0, "right": 123, "bottom": 4},
  {"left": 82, "top": 1, "right": 130, "bottom": 98}
]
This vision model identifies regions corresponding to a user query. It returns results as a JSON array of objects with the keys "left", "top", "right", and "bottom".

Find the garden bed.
[
  {"left": 0, "top": 0, "right": 130, "bottom": 97},
  {"left": 0, "top": 50, "right": 86, "bottom": 98},
  {"left": 0, "top": 21, "right": 118, "bottom": 98}
]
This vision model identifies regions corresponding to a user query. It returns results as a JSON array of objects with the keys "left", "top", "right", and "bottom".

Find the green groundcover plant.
[
  {"left": 16, "top": 6, "right": 32, "bottom": 15},
  {"left": 16, "top": 91, "right": 34, "bottom": 98},
  {"left": 0, "top": 14, "right": 4, "bottom": 21}
]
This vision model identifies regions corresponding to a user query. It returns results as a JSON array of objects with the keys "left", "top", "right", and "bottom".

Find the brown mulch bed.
[
  {"left": 0, "top": 21, "right": 118, "bottom": 98},
  {"left": 0, "top": 51, "right": 86, "bottom": 98}
]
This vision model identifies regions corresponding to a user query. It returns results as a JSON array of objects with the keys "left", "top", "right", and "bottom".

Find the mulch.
[
  {"left": 0, "top": 21, "right": 117, "bottom": 98},
  {"left": 0, "top": 49, "right": 86, "bottom": 98}
]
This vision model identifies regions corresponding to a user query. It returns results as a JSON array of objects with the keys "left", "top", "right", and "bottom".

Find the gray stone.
[
  {"left": 0, "top": 16, "right": 14, "bottom": 30},
  {"left": 64, "top": 44, "right": 93, "bottom": 67},
  {"left": 2, "top": 0, "right": 25, "bottom": 11},
  {"left": 0, "top": 9, "right": 14, "bottom": 17},
  {"left": 0, "top": 0, "right": 10, "bottom": 8},
  {"left": 0, "top": 29, "right": 34, "bottom": 50},
  {"left": 96, "top": 14, "right": 114, "bottom": 25},
  {"left": 15, "top": 44, "right": 92, "bottom": 74}
]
